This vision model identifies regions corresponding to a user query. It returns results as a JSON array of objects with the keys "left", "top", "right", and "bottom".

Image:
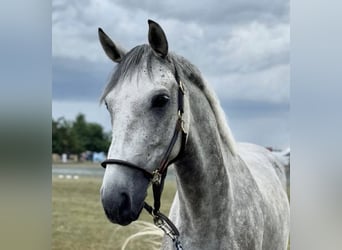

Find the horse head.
[{"left": 98, "top": 20, "right": 189, "bottom": 225}]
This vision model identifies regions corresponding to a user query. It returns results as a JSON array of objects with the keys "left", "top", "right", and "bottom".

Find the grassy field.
[
  {"left": 52, "top": 177, "right": 176, "bottom": 250},
  {"left": 53, "top": 175, "right": 290, "bottom": 250}
]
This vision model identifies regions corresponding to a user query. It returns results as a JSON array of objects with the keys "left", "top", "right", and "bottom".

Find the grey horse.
[{"left": 98, "top": 20, "right": 290, "bottom": 250}]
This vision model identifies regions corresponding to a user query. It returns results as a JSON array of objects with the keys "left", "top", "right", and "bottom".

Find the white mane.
[
  {"left": 170, "top": 53, "right": 237, "bottom": 155},
  {"left": 201, "top": 79, "right": 237, "bottom": 156}
]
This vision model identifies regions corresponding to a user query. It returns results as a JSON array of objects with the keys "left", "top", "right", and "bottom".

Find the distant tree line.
[{"left": 52, "top": 114, "right": 110, "bottom": 155}]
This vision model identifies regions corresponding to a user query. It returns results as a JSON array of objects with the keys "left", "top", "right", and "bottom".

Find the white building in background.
[{"left": 92, "top": 152, "right": 106, "bottom": 163}]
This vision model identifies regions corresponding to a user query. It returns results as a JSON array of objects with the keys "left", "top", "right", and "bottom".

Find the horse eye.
[{"left": 151, "top": 94, "right": 170, "bottom": 108}]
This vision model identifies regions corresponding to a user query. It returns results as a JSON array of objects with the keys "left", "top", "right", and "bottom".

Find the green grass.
[
  {"left": 52, "top": 163, "right": 100, "bottom": 168},
  {"left": 53, "top": 176, "right": 290, "bottom": 250},
  {"left": 52, "top": 177, "right": 176, "bottom": 250}
]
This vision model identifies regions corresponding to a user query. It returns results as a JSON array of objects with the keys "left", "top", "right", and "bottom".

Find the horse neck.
[{"left": 173, "top": 83, "right": 235, "bottom": 239}]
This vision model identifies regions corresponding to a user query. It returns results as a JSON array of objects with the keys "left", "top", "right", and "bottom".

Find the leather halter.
[
  {"left": 101, "top": 68, "right": 187, "bottom": 185},
  {"left": 101, "top": 67, "right": 187, "bottom": 249}
]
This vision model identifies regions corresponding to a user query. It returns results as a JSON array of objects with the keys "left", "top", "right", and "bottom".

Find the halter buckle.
[
  {"left": 152, "top": 170, "right": 162, "bottom": 185},
  {"left": 180, "top": 119, "right": 186, "bottom": 134},
  {"left": 177, "top": 111, "right": 186, "bottom": 134},
  {"left": 153, "top": 215, "right": 178, "bottom": 241},
  {"left": 179, "top": 80, "right": 185, "bottom": 95}
]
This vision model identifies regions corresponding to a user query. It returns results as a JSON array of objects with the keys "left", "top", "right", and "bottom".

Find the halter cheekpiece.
[{"left": 101, "top": 66, "right": 186, "bottom": 250}]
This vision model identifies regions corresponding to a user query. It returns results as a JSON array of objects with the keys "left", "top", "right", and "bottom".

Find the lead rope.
[
  {"left": 144, "top": 168, "right": 183, "bottom": 250},
  {"left": 144, "top": 202, "right": 183, "bottom": 250},
  {"left": 145, "top": 170, "right": 182, "bottom": 249}
]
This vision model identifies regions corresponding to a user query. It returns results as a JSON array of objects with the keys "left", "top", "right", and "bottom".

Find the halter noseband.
[{"left": 100, "top": 67, "right": 187, "bottom": 250}]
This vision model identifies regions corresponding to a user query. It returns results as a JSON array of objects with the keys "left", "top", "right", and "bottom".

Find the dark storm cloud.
[
  {"left": 221, "top": 99, "right": 289, "bottom": 147},
  {"left": 52, "top": 0, "right": 289, "bottom": 77},
  {"left": 113, "top": 0, "right": 289, "bottom": 25},
  {"left": 222, "top": 99, "right": 289, "bottom": 119},
  {"left": 52, "top": 0, "right": 290, "bottom": 147},
  {"left": 52, "top": 0, "right": 289, "bottom": 104},
  {"left": 52, "top": 56, "right": 113, "bottom": 100}
]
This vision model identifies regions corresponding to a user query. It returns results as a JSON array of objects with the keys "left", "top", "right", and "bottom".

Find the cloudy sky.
[{"left": 52, "top": 0, "right": 289, "bottom": 149}]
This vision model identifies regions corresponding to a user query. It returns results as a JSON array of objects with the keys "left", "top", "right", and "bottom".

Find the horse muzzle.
[
  {"left": 100, "top": 187, "right": 143, "bottom": 225},
  {"left": 100, "top": 165, "right": 149, "bottom": 225}
]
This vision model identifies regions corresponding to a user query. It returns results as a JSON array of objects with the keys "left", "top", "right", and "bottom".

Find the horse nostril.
[{"left": 119, "top": 192, "right": 131, "bottom": 212}]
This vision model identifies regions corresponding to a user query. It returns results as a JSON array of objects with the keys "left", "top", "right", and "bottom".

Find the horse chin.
[
  {"left": 107, "top": 207, "right": 142, "bottom": 226},
  {"left": 103, "top": 200, "right": 145, "bottom": 226}
]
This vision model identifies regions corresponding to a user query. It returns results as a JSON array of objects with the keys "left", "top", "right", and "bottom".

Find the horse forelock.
[
  {"left": 100, "top": 45, "right": 237, "bottom": 155},
  {"left": 101, "top": 45, "right": 150, "bottom": 102}
]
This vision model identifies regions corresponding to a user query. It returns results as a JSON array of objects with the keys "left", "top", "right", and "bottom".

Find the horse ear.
[
  {"left": 98, "top": 28, "right": 126, "bottom": 63},
  {"left": 148, "top": 19, "right": 168, "bottom": 58}
]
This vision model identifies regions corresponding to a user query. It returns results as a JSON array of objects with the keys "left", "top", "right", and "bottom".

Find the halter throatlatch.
[{"left": 101, "top": 67, "right": 186, "bottom": 250}]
